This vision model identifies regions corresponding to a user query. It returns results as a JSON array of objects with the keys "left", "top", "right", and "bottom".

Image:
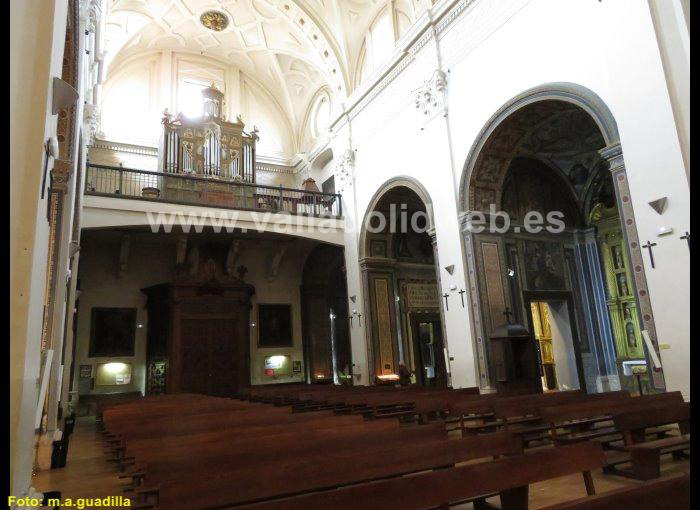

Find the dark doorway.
[{"left": 410, "top": 313, "right": 447, "bottom": 387}]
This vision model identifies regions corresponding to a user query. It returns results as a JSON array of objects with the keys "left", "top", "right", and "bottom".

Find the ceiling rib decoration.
[{"left": 103, "top": 0, "right": 425, "bottom": 153}]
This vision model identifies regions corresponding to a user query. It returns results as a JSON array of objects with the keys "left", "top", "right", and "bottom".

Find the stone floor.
[{"left": 33, "top": 417, "right": 690, "bottom": 509}]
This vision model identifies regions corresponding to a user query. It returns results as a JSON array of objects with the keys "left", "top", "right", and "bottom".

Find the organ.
[{"left": 160, "top": 83, "right": 258, "bottom": 183}]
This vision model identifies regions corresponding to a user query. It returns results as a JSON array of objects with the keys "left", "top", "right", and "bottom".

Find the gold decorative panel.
[
  {"left": 481, "top": 242, "right": 507, "bottom": 331},
  {"left": 373, "top": 278, "right": 395, "bottom": 375}
]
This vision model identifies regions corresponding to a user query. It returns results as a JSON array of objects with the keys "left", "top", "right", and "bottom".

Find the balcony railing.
[{"left": 84, "top": 163, "right": 342, "bottom": 218}]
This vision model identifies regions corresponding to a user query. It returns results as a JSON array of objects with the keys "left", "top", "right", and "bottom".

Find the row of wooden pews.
[{"left": 99, "top": 386, "right": 688, "bottom": 509}]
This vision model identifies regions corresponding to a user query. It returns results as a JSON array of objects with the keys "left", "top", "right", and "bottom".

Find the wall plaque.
[{"left": 404, "top": 283, "right": 439, "bottom": 309}]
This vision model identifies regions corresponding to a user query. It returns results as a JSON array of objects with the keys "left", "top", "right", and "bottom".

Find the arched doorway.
[
  {"left": 360, "top": 181, "right": 448, "bottom": 387},
  {"left": 460, "top": 85, "right": 664, "bottom": 394},
  {"left": 301, "top": 244, "right": 351, "bottom": 384}
]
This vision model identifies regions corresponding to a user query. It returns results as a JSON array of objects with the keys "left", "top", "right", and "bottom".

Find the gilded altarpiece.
[{"left": 592, "top": 205, "right": 644, "bottom": 362}]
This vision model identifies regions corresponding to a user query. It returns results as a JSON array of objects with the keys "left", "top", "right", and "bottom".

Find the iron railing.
[{"left": 84, "top": 163, "right": 342, "bottom": 218}]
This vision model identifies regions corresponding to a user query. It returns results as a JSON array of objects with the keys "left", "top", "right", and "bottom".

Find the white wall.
[
  {"left": 10, "top": 0, "right": 68, "bottom": 498},
  {"left": 328, "top": 0, "right": 689, "bottom": 395}
]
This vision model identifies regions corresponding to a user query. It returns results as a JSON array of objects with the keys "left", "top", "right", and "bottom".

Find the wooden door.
[
  {"left": 180, "top": 319, "right": 210, "bottom": 395},
  {"left": 178, "top": 319, "right": 240, "bottom": 397},
  {"left": 208, "top": 319, "right": 238, "bottom": 396}
]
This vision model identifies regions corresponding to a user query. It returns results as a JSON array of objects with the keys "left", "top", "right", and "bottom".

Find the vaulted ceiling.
[{"left": 103, "top": 0, "right": 427, "bottom": 153}]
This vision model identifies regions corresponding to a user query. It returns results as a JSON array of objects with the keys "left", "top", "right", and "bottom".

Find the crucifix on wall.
[
  {"left": 458, "top": 289, "right": 466, "bottom": 308},
  {"left": 642, "top": 241, "right": 657, "bottom": 269},
  {"left": 503, "top": 307, "right": 514, "bottom": 324},
  {"left": 442, "top": 293, "right": 450, "bottom": 311}
]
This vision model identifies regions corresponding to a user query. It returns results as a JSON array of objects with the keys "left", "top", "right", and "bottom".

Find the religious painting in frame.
[
  {"left": 89, "top": 307, "right": 136, "bottom": 357},
  {"left": 258, "top": 304, "right": 293, "bottom": 347},
  {"left": 522, "top": 240, "right": 566, "bottom": 291}
]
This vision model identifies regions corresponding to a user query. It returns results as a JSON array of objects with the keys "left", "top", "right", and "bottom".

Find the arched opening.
[
  {"left": 301, "top": 244, "right": 351, "bottom": 384},
  {"left": 461, "top": 91, "right": 661, "bottom": 395},
  {"left": 360, "top": 182, "right": 447, "bottom": 387}
]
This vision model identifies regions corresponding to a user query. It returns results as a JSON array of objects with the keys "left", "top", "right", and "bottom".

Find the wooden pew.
[
  {"left": 113, "top": 414, "right": 389, "bottom": 466},
  {"left": 611, "top": 402, "right": 690, "bottom": 480},
  {"left": 538, "top": 473, "right": 690, "bottom": 510},
  {"left": 135, "top": 431, "right": 523, "bottom": 509},
  {"left": 116, "top": 417, "right": 404, "bottom": 469},
  {"left": 456, "top": 390, "right": 591, "bottom": 437},
  {"left": 539, "top": 391, "right": 684, "bottom": 447},
  {"left": 105, "top": 408, "right": 356, "bottom": 440},
  {"left": 231, "top": 442, "right": 606, "bottom": 510},
  {"left": 130, "top": 422, "right": 448, "bottom": 488}
]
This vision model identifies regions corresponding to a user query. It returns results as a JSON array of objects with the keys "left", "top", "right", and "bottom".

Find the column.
[{"left": 598, "top": 143, "right": 666, "bottom": 391}]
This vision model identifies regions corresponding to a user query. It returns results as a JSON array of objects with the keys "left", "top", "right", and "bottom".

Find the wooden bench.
[
  {"left": 539, "top": 391, "right": 684, "bottom": 448},
  {"left": 134, "top": 431, "right": 523, "bottom": 509},
  {"left": 539, "top": 473, "right": 689, "bottom": 510},
  {"left": 611, "top": 402, "right": 690, "bottom": 480},
  {"left": 126, "top": 422, "right": 447, "bottom": 486},
  {"left": 231, "top": 442, "right": 606, "bottom": 510}
]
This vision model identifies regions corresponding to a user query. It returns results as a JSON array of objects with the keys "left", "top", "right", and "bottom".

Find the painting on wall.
[
  {"left": 522, "top": 241, "right": 566, "bottom": 291},
  {"left": 258, "top": 304, "right": 293, "bottom": 347},
  {"left": 89, "top": 308, "right": 136, "bottom": 357}
]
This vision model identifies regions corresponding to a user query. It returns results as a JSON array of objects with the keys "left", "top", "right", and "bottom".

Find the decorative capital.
[
  {"left": 50, "top": 159, "right": 73, "bottom": 192},
  {"left": 334, "top": 149, "right": 355, "bottom": 194},
  {"left": 80, "top": 0, "right": 101, "bottom": 32},
  {"left": 598, "top": 142, "right": 624, "bottom": 172},
  {"left": 83, "top": 104, "right": 100, "bottom": 144},
  {"left": 413, "top": 70, "right": 447, "bottom": 121}
]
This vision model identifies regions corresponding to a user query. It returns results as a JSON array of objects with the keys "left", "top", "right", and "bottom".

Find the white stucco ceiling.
[{"left": 102, "top": 0, "right": 426, "bottom": 152}]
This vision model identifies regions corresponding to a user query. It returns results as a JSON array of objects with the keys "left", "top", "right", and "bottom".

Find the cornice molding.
[{"left": 330, "top": 0, "right": 532, "bottom": 133}]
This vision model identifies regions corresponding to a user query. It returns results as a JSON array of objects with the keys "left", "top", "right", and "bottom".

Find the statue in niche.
[
  {"left": 626, "top": 322, "right": 638, "bottom": 348},
  {"left": 617, "top": 274, "right": 629, "bottom": 296},
  {"left": 613, "top": 246, "right": 624, "bottom": 270},
  {"left": 624, "top": 307, "right": 633, "bottom": 321}
]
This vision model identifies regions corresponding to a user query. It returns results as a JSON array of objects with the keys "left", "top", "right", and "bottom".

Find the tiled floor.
[{"left": 33, "top": 417, "right": 689, "bottom": 509}]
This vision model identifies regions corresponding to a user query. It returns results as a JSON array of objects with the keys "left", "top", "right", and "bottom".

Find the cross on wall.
[
  {"left": 642, "top": 241, "right": 657, "bottom": 269},
  {"left": 503, "top": 307, "right": 514, "bottom": 324}
]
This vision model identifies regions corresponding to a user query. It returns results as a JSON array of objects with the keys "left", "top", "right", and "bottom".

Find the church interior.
[{"left": 10, "top": 0, "right": 689, "bottom": 508}]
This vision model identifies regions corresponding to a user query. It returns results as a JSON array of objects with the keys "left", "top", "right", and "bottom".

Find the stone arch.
[
  {"left": 358, "top": 176, "right": 449, "bottom": 386},
  {"left": 358, "top": 176, "right": 435, "bottom": 260},
  {"left": 459, "top": 82, "right": 620, "bottom": 214},
  {"left": 457, "top": 82, "right": 665, "bottom": 392}
]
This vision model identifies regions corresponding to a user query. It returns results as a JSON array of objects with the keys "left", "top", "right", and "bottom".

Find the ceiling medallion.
[{"left": 200, "top": 10, "right": 229, "bottom": 32}]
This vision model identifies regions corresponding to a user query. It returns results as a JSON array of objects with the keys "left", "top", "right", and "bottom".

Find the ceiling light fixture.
[{"left": 200, "top": 10, "right": 229, "bottom": 32}]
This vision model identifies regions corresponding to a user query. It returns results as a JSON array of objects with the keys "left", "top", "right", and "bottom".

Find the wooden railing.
[{"left": 84, "top": 163, "right": 342, "bottom": 218}]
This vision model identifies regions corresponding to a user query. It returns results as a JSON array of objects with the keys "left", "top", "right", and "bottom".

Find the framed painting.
[
  {"left": 522, "top": 241, "right": 566, "bottom": 291},
  {"left": 258, "top": 304, "right": 293, "bottom": 347},
  {"left": 89, "top": 307, "right": 136, "bottom": 357}
]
